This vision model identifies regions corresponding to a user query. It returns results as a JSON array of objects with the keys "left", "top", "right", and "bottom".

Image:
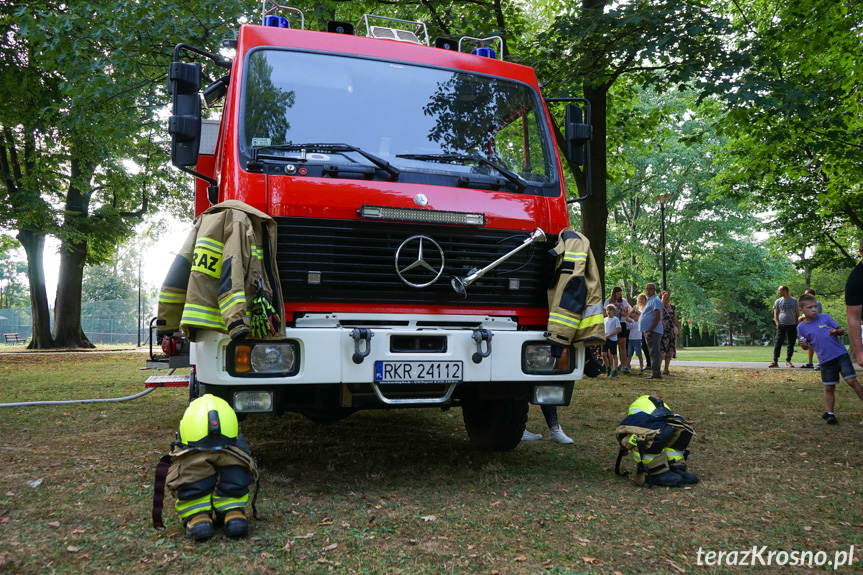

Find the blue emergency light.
[
  {"left": 471, "top": 47, "right": 496, "bottom": 59},
  {"left": 264, "top": 15, "right": 290, "bottom": 28}
]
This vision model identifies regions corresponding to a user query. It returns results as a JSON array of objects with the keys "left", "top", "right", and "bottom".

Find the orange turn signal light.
[{"left": 234, "top": 344, "right": 252, "bottom": 373}]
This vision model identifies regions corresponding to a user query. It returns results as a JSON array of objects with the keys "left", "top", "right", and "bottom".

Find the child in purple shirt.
[{"left": 797, "top": 293, "right": 863, "bottom": 425}]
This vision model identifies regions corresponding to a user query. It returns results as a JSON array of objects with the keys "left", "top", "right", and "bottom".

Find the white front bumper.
[{"left": 192, "top": 313, "right": 583, "bottom": 385}]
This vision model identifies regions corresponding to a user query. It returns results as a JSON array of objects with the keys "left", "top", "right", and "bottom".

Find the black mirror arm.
[
  {"left": 545, "top": 97, "right": 592, "bottom": 204},
  {"left": 173, "top": 43, "right": 231, "bottom": 68},
  {"left": 565, "top": 141, "right": 591, "bottom": 204}
]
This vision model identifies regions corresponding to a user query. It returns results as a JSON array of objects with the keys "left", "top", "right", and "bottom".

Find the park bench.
[{"left": 4, "top": 333, "right": 24, "bottom": 345}]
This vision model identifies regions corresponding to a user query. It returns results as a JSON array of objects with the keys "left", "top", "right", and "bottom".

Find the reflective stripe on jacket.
[
  {"left": 157, "top": 200, "right": 284, "bottom": 341},
  {"left": 546, "top": 228, "right": 605, "bottom": 345}
]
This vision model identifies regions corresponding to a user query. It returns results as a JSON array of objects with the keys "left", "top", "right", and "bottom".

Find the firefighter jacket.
[
  {"left": 546, "top": 227, "right": 605, "bottom": 346},
  {"left": 157, "top": 200, "right": 284, "bottom": 341}
]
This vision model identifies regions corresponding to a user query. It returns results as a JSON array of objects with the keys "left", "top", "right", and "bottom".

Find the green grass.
[
  {"left": 2, "top": 352, "right": 863, "bottom": 573},
  {"left": 676, "top": 345, "right": 788, "bottom": 362}
]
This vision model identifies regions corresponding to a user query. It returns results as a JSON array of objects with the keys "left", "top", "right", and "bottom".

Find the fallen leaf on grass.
[
  {"left": 322, "top": 543, "right": 338, "bottom": 552},
  {"left": 71, "top": 528, "right": 85, "bottom": 534},
  {"left": 582, "top": 557, "right": 600, "bottom": 564},
  {"left": 66, "top": 546, "right": 80, "bottom": 553},
  {"left": 260, "top": 551, "right": 273, "bottom": 559},
  {"left": 318, "top": 518, "right": 333, "bottom": 525},
  {"left": 47, "top": 521, "right": 60, "bottom": 528},
  {"left": 490, "top": 501, "right": 501, "bottom": 507},
  {"left": 665, "top": 559, "right": 685, "bottom": 573},
  {"left": 281, "top": 541, "right": 295, "bottom": 553},
  {"left": 514, "top": 556, "right": 527, "bottom": 562},
  {"left": 294, "top": 532, "right": 314, "bottom": 539},
  {"left": 803, "top": 526, "right": 812, "bottom": 531},
  {"left": 0, "top": 517, "right": 8, "bottom": 524},
  {"left": 420, "top": 515, "right": 436, "bottom": 522},
  {"left": 27, "top": 479, "right": 42, "bottom": 488}
]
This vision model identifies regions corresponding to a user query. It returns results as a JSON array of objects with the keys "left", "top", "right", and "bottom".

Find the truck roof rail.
[
  {"left": 458, "top": 36, "right": 504, "bottom": 60},
  {"left": 356, "top": 14, "right": 429, "bottom": 46},
  {"left": 261, "top": 0, "right": 305, "bottom": 30}
]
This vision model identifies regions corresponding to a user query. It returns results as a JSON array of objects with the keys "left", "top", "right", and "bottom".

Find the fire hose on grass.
[{"left": 0, "top": 366, "right": 188, "bottom": 408}]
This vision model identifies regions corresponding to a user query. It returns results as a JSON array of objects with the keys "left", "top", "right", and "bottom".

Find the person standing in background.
[
  {"left": 640, "top": 283, "right": 663, "bottom": 380},
  {"left": 659, "top": 291, "right": 681, "bottom": 376},
  {"left": 625, "top": 309, "right": 644, "bottom": 372},
  {"left": 604, "top": 287, "right": 632, "bottom": 373},
  {"left": 636, "top": 293, "right": 651, "bottom": 371},
  {"left": 768, "top": 285, "right": 798, "bottom": 368}
]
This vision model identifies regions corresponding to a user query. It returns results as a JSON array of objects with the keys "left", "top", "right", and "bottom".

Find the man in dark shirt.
[{"left": 845, "top": 237, "right": 863, "bottom": 365}]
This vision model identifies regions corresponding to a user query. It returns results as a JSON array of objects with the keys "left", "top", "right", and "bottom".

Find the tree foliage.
[
  {"left": 711, "top": 0, "right": 863, "bottom": 266},
  {"left": 0, "top": 0, "right": 251, "bottom": 347},
  {"left": 603, "top": 86, "right": 792, "bottom": 341},
  {"left": 0, "top": 236, "right": 29, "bottom": 308}
]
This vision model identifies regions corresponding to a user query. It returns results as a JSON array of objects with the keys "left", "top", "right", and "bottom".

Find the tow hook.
[
  {"left": 349, "top": 328, "right": 374, "bottom": 364},
  {"left": 471, "top": 329, "right": 493, "bottom": 364}
]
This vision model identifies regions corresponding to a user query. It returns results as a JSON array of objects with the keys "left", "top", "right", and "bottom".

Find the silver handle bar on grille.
[{"left": 451, "top": 228, "right": 546, "bottom": 297}]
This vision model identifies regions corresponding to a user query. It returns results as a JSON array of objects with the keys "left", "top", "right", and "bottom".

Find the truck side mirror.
[
  {"left": 168, "top": 62, "right": 202, "bottom": 167},
  {"left": 564, "top": 104, "right": 591, "bottom": 166}
]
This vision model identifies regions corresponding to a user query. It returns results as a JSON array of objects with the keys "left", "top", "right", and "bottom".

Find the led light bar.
[{"left": 359, "top": 205, "right": 485, "bottom": 226}]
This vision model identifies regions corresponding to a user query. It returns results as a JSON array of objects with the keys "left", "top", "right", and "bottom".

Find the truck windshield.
[{"left": 240, "top": 49, "right": 557, "bottom": 185}]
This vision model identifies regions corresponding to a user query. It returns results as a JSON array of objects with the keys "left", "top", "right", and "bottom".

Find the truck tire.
[{"left": 462, "top": 399, "right": 528, "bottom": 451}]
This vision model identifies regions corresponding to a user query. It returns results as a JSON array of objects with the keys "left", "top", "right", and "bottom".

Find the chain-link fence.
[{"left": 0, "top": 298, "right": 157, "bottom": 345}]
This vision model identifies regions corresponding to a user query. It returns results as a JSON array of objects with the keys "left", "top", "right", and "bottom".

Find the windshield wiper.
[
  {"left": 252, "top": 143, "right": 400, "bottom": 181},
  {"left": 395, "top": 153, "right": 527, "bottom": 192}
]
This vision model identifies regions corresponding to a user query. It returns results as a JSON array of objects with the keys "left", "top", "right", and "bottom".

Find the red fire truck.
[{"left": 150, "top": 3, "right": 593, "bottom": 450}]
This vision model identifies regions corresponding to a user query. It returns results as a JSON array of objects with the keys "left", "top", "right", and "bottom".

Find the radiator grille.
[{"left": 274, "top": 217, "right": 555, "bottom": 308}]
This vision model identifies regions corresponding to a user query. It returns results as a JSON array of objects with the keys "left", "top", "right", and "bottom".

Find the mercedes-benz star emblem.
[{"left": 395, "top": 235, "right": 445, "bottom": 288}]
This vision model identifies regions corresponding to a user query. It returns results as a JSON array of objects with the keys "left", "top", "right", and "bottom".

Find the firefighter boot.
[
  {"left": 649, "top": 469, "right": 683, "bottom": 487},
  {"left": 220, "top": 508, "right": 249, "bottom": 539},
  {"left": 184, "top": 512, "right": 215, "bottom": 541},
  {"left": 670, "top": 463, "right": 698, "bottom": 484}
]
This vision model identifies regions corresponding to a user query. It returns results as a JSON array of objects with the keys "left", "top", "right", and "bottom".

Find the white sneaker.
[
  {"left": 549, "top": 427, "right": 574, "bottom": 444},
  {"left": 521, "top": 430, "right": 542, "bottom": 441}
]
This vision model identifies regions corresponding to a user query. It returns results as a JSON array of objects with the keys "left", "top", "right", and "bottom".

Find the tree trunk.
[
  {"left": 52, "top": 158, "right": 95, "bottom": 348},
  {"left": 17, "top": 229, "right": 56, "bottom": 349},
  {"left": 581, "top": 82, "right": 608, "bottom": 295},
  {"left": 53, "top": 238, "right": 93, "bottom": 348}
]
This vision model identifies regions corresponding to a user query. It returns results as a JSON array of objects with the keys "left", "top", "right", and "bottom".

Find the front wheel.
[{"left": 462, "top": 398, "right": 528, "bottom": 451}]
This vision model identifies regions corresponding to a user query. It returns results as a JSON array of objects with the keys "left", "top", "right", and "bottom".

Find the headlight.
[
  {"left": 228, "top": 341, "right": 299, "bottom": 376},
  {"left": 522, "top": 342, "right": 575, "bottom": 374},
  {"left": 251, "top": 343, "right": 296, "bottom": 372},
  {"left": 525, "top": 344, "right": 556, "bottom": 370}
]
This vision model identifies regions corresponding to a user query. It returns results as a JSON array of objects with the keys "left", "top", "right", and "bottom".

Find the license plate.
[{"left": 374, "top": 361, "right": 463, "bottom": 384}]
